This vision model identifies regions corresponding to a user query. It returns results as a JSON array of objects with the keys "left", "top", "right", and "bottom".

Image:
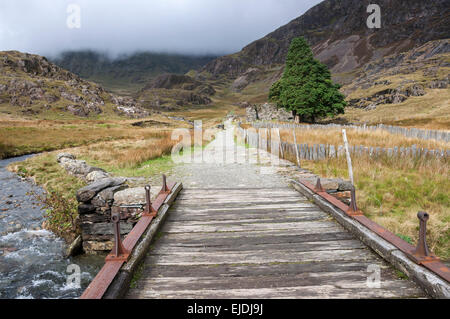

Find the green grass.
[{"left": 107, "top": 155, "right": 175, "bottom": 178}]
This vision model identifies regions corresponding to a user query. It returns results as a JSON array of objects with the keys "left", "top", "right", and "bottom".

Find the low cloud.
[{"left": 0, "top": 0, "right": 321, "bottom": 58}]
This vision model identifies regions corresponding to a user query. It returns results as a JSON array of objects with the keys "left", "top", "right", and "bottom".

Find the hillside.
[
  {"left": 0, "top": 51, "right": 149, "bottom": 119},
  {"left": 136, "top": 73, "right": 217, "bottom": 110},
  {"left": 52, "top": 51, "right": 217, "bottom": 95},
  {"left": 337, "top": 39, "right": 450, "bottom": 128},
  {"left": 192, "top": 0, "right": 450, "bottom": 128},
  {"left": 204, "top": 0, "right": 449, "bottom": 81}
]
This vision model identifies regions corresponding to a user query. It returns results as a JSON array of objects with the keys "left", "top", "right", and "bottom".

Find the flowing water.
[{"left": 0, "top": 155, "right": 103, "bottom": 299}]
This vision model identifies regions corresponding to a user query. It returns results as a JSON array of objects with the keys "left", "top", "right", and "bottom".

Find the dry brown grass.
[
  {"left": 273, "top": 127, "right": 450, "bottom": 150},
  {"left": 0, "top": 114, "right": 191, "bottom": 159},
  {"left": 70, "top": 131, "right": 178, "bottom": 170},
  {"left": 303, "top": 153, "right": 450, "bottom": 260},
  {"left": 339, "top": 89, "right": 450, "bottom": 130},
  {"left": 246, "top": 123, "right": 449, "bottom": 259}
]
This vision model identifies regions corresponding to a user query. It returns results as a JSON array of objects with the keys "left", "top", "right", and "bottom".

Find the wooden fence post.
[
  {"left": 342, "top": 129, "right": 354, "bottom": 185},
  {"left": 276, "top": 129, "right": 284, "bottom": 159},
  {"left": 292, "top": 129, "right": 301, "bottom": 167}
]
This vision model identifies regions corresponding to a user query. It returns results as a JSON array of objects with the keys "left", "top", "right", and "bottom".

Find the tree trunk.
[{"left": 292, "top": 110, "right": 300, "bottom": 123}]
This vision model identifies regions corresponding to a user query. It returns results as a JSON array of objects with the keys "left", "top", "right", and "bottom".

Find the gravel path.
[{"left": 168, "top": 121, "right": 295, "bottom": 189}]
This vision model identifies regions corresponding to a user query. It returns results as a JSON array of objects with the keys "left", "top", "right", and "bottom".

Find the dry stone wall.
[{"left": 57, "top": 153, "right": 152, "bottom": 254}]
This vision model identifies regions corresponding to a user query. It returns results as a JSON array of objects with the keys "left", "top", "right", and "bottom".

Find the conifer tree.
[{"left": 269, "top": 37, "right": 346, "bottom": 123}]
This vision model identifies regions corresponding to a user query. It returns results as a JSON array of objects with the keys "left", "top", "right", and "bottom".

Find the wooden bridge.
[
  {"left": 125, "top": 186, "right": 425, "bottom": 299},
  {"left": 81, "top": 126, "right": 449, "bottom": 299}
]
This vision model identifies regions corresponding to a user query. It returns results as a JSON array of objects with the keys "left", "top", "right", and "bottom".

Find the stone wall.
[
  {"left": 246, "top": 103, "right": 293, "bottom": 122},
  {"left": 57, "top": 153, "right": 155, "bottom": 254}
]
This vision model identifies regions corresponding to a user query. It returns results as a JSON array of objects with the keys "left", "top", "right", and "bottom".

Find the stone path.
[{"left": 126, "top": 123, "right": 426, "bottom": 299}]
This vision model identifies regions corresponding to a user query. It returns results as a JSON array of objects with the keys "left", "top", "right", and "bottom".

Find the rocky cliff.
[
  {"left": 136, "top": 73, "right": 216, "bottom": 109},
  {"left": 204, "top": 0, "right": 449, "bottom": 79}
]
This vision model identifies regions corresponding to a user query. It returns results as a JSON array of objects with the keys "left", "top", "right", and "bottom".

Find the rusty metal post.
[
  {"left": 145, "top": 185, "right": 151, "bottom": 213},
  {"left": 315, "top": 178, "right": 325, "bottom": 193},
  {"left": 143, "top": 185, "right": 157, "bottom": 217},
  {"left": 406, "top": 211, "right": 440, "bottom": 264},
  {"left": 105, "top": 208, "right": 130, "bottom": 262},
  {"left": 413, "top": 212, "right": 431, "bottom": 258},
  {"left": 347, "top": 185, "right": 363, "bottom": 216},
  {"left": 161, "top": 174, "right": 170, "bottom": 194}
]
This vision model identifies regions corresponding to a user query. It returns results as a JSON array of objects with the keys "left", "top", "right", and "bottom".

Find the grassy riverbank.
[{"left": 7, "top": 124, "right": 191, "bottom": 242}]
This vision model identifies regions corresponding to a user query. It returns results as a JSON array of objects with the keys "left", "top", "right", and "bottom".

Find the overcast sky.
[{"left": 0, "top": 0, "right": 322, "bottom": 58}]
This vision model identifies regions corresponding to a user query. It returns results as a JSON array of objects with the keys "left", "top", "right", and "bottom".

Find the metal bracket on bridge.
[
  {"left": 105, "top": 207, "right": 130, "bottom": 262},
  {"left": 407, "top": 212, "right": 440, "bottom": 264},
  {"left": 314, "top": 178, "right": 325, "bottom": 193},
  {"left": 142, "top": 185, "right": 158, "bottom": 218},
  {"left": 346, "top": 186, "right": 363, "bottom": 216},
  {"left": 161, "top": 174, "right": 170, "bottom": 194}
]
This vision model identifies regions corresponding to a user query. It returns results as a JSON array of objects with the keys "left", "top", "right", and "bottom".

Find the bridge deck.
[{"left": 126, "top": 187, "right": 426, "bottom": 299}]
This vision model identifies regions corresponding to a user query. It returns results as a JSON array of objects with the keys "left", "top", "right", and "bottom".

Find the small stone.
[
  {"left": 57, "top": 153, "right": 76, "bottom": 163},
  {"left": 86, "top": 170, "right": 109, "bottom": 183},
  {"left": 113, "top": 186, "right": 158, "bottom": 206},
  {"left": 78, "top": 203, "right": 96, "bottom": 215},
  {"left": 321, "top": 179, "right": 340, "bottom": 191},
  {"left": 76, "top": 177, "right": 127, "bottom": 203},
  {"left": 82, "top": 240, "right": 114, "bottom": 253},
  {"left": 65, "top": 235, "right": 82, "bottom": 257},
  {"left": 91, "top": 184, "right": 129, "bottom": 207},
  {"left": 338, "top": 181, "right": 354, "bottom": 191}
]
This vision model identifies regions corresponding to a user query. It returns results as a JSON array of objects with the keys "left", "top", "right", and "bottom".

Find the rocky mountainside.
[
  {"left": 343, "top": 39, "right": 449, "bottom": 110},
  {"left": 0, "top": 51, "right": 149, "bottom": 118},
  {"left": 136, "top": 73, "right": 216, "bottom": 109},
  {"left": 52, "top": 51, "right": 217, "bottom": 95},
  {"left": 204, "top": 0, "right": 449, "bottom": 81}
]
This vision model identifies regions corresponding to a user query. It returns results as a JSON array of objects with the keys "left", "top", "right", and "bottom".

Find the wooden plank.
[
  {"left": 164, "top": 215, "right": 329, "bottom": 225},
  {"left": 170, "top": 206, "right": 320, "bottom": 215},
  {"left": 166, "top": 211, "right": 328, "bottom": 222},
  {"left": 127, "top": 283, "right": 424, "bottom": 299},
  {"left": 152, "top": 239, "right": 365, "bottom": 254},
  {"left": 173, "top": 200, "right": 313, "bottom": 208},
  {"left": 137, "top": 260, "right": 382, "bottom": 278},
  {"left": 169, "top": 203, "right": 318, "bottom": 212},
  {"left": 132, "top": 271, "right": 420, "bottom": 292},
  {"left": 145, "top": 248, "right": 375, "bottom": 266},
  {"left": 176, "top": 196, "right": 308, "bottom": 203},
  {"left": 177, "top": 191, "right": 303, "bottom": 198},
  {"left": 159, "top": 220, "right": 340, "bottom": 233},
  {"left": 156, "top": 227, "right": 346, "bottom": 242},
  {"left": 154, "top": 231, "right": 355, "bottom": 247}
]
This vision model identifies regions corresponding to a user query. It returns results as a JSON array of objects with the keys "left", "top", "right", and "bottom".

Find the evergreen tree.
[{"left": 269, "top": 37, "right": 346, "bottom": 123}]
